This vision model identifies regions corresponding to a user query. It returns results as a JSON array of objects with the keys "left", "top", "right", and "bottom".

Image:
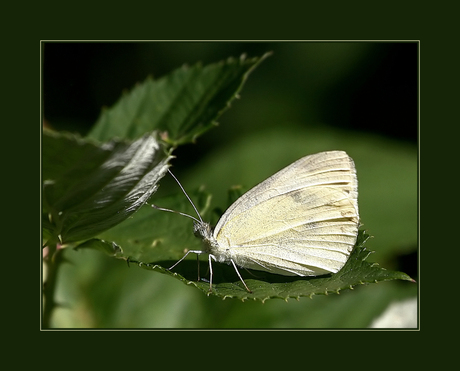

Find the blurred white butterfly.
[{"left": 154, "top": 150, "right": 359, "bottom": 293}]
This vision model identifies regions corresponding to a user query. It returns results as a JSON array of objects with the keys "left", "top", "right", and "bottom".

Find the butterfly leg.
[
  {"left": 208, "top": 254, "right": 216, "bottom": 292},
  {"left": 230, "top": 259, "right": 252, "bottom": 293},
  {"left": 168, "top": 250, "right": 204, "bottom": 271}
]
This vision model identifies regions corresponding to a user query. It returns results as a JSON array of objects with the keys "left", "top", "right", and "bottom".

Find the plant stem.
[{"left": 43, "top": 241, "right": 63, "bottom": 328}]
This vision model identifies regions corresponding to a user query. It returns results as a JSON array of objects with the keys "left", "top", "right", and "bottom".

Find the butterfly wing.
[{"left": 213, "top": 151, "right": 359, "bottom": 276}]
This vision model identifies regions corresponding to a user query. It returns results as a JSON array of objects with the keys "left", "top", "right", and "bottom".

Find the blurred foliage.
[{"left": 43, "top": 42, "right": 417, "bottom": 328}]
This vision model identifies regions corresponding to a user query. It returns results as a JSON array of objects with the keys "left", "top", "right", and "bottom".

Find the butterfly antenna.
[
  {"left": 152, "top": 169, "right": 204, "bottom": 224},
  {"left": 151, "top": 204, "right": 201, "bottom": 223}
]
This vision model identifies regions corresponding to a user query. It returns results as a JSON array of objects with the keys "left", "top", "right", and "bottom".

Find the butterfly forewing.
[{"left": 212, "top": 151, "right": 359, "bottom": 276}]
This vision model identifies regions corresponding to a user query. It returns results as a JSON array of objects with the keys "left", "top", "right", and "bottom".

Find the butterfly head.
[{"left": 193, "top": 221, "right": 219, "bottom": 253}]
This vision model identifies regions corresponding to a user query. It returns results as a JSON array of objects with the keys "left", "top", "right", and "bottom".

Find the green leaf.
[
  {"left": 87, "top": 187, "right": 414, "bottom": 302},
  {"left": 75, "top": 239, "right": 124, "bottom": 258},
  {"left": 123, "top": 230, "right": 414, "bottom": 302},
  {"left": 43, "top": 130, "right": 172, "bottom": 244},
  {"left": 87, "top": 53, "right": 272, "bottom": 145}
]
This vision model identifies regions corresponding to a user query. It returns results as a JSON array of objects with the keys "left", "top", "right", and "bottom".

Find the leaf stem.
[{"left": 42, "top": 240, "right": 63, "bottom": 328}]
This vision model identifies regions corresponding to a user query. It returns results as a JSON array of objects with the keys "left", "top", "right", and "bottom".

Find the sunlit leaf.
[
  {"left": 87, "top": 53, "right": 272, "bottom": 146},
  {"left": 43, "top": 130, "right": 171, "bottom": 244}
]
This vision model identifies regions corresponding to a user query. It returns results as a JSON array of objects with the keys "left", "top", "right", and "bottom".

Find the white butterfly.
[{"left": 156, "top": 150, "right": 359, "bottom": 293}]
